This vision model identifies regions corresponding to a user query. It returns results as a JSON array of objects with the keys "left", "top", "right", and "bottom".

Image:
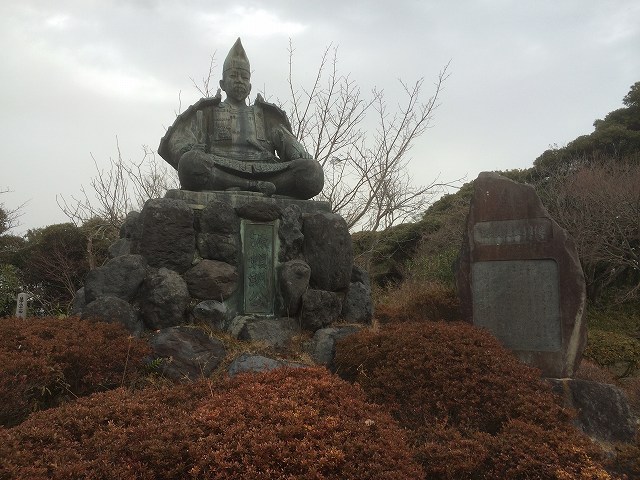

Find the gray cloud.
[{"left": 1, "top": 0, "right": 638, "bottom": 231}]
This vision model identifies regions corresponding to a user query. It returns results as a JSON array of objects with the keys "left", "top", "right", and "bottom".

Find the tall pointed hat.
[{"left": 223, "top": 38, "right": 250, "bottom": 73}]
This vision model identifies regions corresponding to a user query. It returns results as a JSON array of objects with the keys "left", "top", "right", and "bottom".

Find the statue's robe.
[{"left": 159, "top": 94, "right": 306, "bottom": 178}]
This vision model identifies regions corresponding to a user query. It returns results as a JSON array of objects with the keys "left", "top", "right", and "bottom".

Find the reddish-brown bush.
[
  {"left": 335, "top": 321, "right": 610, "bottom": 479},
  {"left": 375, "top": 279, "right": 460, "bottom": 323},
  {"left": 0, "top": 367, "right": 423, "bottom": 480},
  {"left": 0, "top": 316, "right": 151, "bottom": 427}
]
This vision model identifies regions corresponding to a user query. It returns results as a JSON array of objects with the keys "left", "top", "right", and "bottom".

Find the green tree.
[
  {"left": 534, "top": 81, "right": 640, "bottom": 174},
  {"left": 18, "top": 223, "right": 92, "bottom": 315}
]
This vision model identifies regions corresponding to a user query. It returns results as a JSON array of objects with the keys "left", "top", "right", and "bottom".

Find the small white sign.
[{"left": 15, "top": 292, "right": 28, "bottom": 319}]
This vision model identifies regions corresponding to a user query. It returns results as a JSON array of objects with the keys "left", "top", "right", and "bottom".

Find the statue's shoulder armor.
[
  {"left": 158, "top": 95, "right": 222, "bottom": 163},
  {"left": 254, "top": 94, "right": 292, "bottom": 132}
]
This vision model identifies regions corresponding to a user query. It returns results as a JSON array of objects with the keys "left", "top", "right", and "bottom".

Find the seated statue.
[{"left": 158, "top": 38, "right": 324, "bottom": 200}]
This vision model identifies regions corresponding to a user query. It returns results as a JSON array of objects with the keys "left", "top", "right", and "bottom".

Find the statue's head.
[{"left": 220, "top": 38, "right": 251, "bottom": 104}]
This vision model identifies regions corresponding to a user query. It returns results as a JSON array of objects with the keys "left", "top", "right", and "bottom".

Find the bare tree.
[
  {"left": 0, "top": 188, "right": 25, "bottom": 235},
  {"left": 285, "top": 41, "right": 453, "bottom": 231},
  {"left": 540, "top": 158, "right": 640, "bottom": 301},
  {"left": 58, "top": 138, "right": 179, "bottom": 230},
  {"left": 57, "top": 138, "right": 178, "bottom": 268}
]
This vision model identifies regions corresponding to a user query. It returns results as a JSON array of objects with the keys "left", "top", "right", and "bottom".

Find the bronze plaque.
[{"left": 242, "top": 222, "right": 275, "bottom": 314}]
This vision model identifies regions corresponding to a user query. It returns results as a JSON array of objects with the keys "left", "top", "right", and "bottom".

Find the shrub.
[
  {"left": 0, "top": 368, "right": 424, "bottom": 479},
  {"left": 0, "top": 316, "right": 151, "bottom": 427},
  {"left": 334, "top": 321, "right": 609, "bottom": 479},
  {"left": 375, "top": 279, "right": 460, "bottom": 324},
  {"left": 584, "top": 329, "right": 640, "bottom": 378}
]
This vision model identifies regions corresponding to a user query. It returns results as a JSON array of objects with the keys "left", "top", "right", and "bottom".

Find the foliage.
[
  {"left": 0, "top": 316, "right": 150, "bottom": 427},
  {"left": 534, "top": 81, "right": 640, "bottom": 174},
  {"left": 375, "top": 279, "right": 459, "bottom": 324},
  {"left": 58, "top": 140, "right": 178, "bottom": 233},
  {"left": 352, "top": 221, "right": 426, "bottom": 285},
  {"left": 586, "top": 299, "right": 640, "bottom": 336},
  {"left": 334, "top": 321, "right": 609, "bottom": 479},
  {"left": 608, "top": 434, "right": 640, "bottom": 480},
  {"left": 0, "top": 263, "right": 21, "bottom": 317},
  {"left": 0, "top": 368, "right": 423, "bottom": 479},
  {"left": 538, "top": 158, "right": 640, "bottom": 301},
  {"left": 15, "top": 223, "right": 92, "bottom": 314},
  {"left": 584, "top": 329, "right": 640, "bottom": 378}
]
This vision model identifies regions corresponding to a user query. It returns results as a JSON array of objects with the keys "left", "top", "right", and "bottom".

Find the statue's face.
[{"left": 220, "top": 68, "right": 251, "bottom": 103}]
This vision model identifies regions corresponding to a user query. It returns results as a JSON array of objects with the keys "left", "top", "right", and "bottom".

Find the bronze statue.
[{"left": 159, "top": 38, "right": 324, "bottom": 199}]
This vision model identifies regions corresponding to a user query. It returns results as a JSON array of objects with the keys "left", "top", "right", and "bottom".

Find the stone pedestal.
[{"left": 77, "top": 189, "right": 372, "bottom": 340}]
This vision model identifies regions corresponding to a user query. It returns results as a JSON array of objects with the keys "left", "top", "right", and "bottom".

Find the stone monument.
[
  {"left": 456, "top": 172, "right": 586, "bottom": 378},
  {"left": 74, "top": 38, "right": 373, "bottom": 362}
]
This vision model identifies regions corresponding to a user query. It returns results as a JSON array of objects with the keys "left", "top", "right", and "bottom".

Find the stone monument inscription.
[
  {"left": 456, "top": 172, "right": 587, "bottom": 378},
  {"left": 242, "top": 221, "right": 276, "bottom": 314},
  {"left": 473, "top": 218, "right": 552, "bottom": 246},
  {"left": 472, "top": 259, "right": 561, "bottom": 351}
]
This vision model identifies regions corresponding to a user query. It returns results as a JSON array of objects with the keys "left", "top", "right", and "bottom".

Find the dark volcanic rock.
[
  {"left": 341, "top": 281, "right": 373, "bottom": 324},
  {"left": 193, "top": 300, "right": 233, "bottom": 330},
  {"left": 196, "top": 233, "right": 238, "bottom": 264},
  {"left": 548, "top": 378, "right": 637, "bottom": 443},
  {"left": 138, "top": 198, "right": 195, "bottom": 273},
  {"left": 81, "top": 295, "right": 143, "bottom": 335},
  {"left": 278, "top": 204, "right": 304, "bottom": 262},
  {"left": 236, "top": 317, "right": 300, "bottom": 350},
  {"left": 199, "top": 200, "right": 240, "bottom": 234},
  {"left": 300, "top": 289, "right": 343, "bottom": 331},
  {"left": 235, "top": 200, "right": 282, "bottom": 222},
  {"left": 84, "top": 254, "right": 147, "bottom": 303},
  {"left": 227, "top": 352, "right": 305, "bottom": 377},
  {"left": 303, "top": 212, "right": 353, "bottom": 291},
  {"left": 149, "top": 326, "right": 226, "bottom": 381},
  {"left": 184, "top": 259, "right": 239, "bottom": 300},
  {"left": 279, "top": 260, "right": 311, "bottom": 316},
  {"left": 139, "top": 268, "right": 190, "bottom": 330},
  {"left": 307, "top": 325, "right": 362, "bottom": 371}
]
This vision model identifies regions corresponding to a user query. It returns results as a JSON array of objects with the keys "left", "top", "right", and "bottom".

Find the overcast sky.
[{"left": 1, "top": 0, "right": 639, "bottom": 233}]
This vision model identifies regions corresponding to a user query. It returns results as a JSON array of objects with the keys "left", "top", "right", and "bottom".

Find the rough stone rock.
[
  {"left": 227, "top": 315, "right": 251, "bottom": 338},
  {"left": 120, "top": 211, "right": 142, "bottom": 242},
  {"left": 192, "top": 300, "right": 232, "bottom": 330},
  {"left": 139, "top": 268, "right": 190, "bottom": 330},
  {"left": 84, "top": 254, "right": 147, "bottom": 304},
  {"left": 300, "top": 289, "right": 343, "bottom": 331},
  {"left": 307, "top": 325, "right": 362, "bottom": 371},
  {"left": 81, "top": 295, "right": 143, "bottom": 335},
  {"left": 278, "top": 204, "right": 304, "bottom": 261},
  {"left": 199, "top": 200, "right": 240, "bottom": 234},
  {"left": 108, "top": 238, "right": 132, "bottom": 258},
  {"left": 548, "top": 378, "right": 636, "bottom": 443},
  {"left": 196, "top": 233, "right": 238, "bottom": 264},
  {"left": 456, "top": 172, "right": 587, "bottom": 378},
  {"left": 235, "top": 200, "right": 282, "bottom": 222},
  {"left": 138, "top": 198, "right": 195, "bottom": 273},
  {"left": 237, "top": 317, "right": 300, "bottom": 350},
  {"left": 184, "top": 259, "right": 238, "bottom": 300},
  {"left": 70, "top": 287, "right": 85, "bottom": 316},
  {"left": 279, "top": 260, "right": 311, "bottom": 316},
  {"left": 149, "top": 326, "right": 226, "bottom": 381},
  {"left": 341, "top": 281, "right": 373, "bottom": 324},
  {"left": 303, "top": 212, "right": 353, "bottom": 291},
  {"left": 351, "top": 265, "right": 371, "bottom": 289},
  {"left": 227, "top": 352, "right": 305, "bottom": 377}
]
